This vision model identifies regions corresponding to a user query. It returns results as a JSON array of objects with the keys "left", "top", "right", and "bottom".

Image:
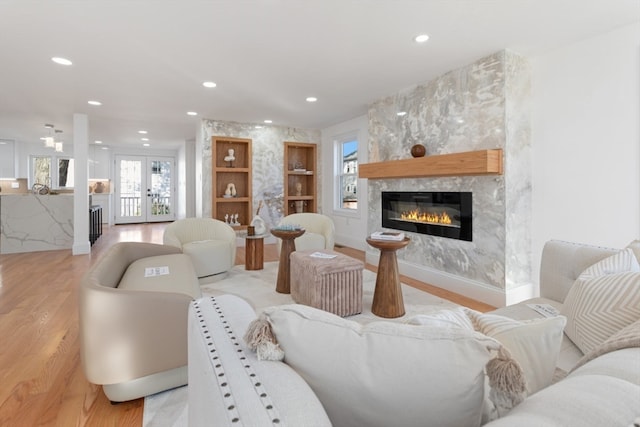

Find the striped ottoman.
[{"left": 290, "top": 250, "right": 364, "bottom": 317}]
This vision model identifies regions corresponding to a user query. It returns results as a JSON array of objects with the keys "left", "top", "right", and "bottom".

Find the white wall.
[
  {"left": 321, "top": 115, "right": 369, "bottom": 251},
  {"left": 531, "top": 23, "right": 640, "bottom": 283}
]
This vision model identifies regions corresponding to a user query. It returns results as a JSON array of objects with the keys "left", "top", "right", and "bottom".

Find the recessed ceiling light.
[
  {"left": 255, "top": 125, "right": 263, "bottom": 129},
  {"left": 138, "top": 130, "right": 148, "bottom": 134},
  {"left": 264, "top": 119, "right": 273, "bottom": 124},
  {"left": 414, "top": 34, "right": 430, "bottom": 43},
  {"left": 51, "top": 57, "right": 72, "bottom": 66},
  {"left": 306, "top": 97, "right": 318, "bottom": 103},
  {"left": 187, "top": 111, "right": 198, "bottom": 116},
  {"left": 397, "top": 111, "right": 407, "bottom": 116},
  {"left": 141, "top": 137, "right": 149, "bottom": 141},
  {"left": 143, "top": 143, "right": 150, "bottom": 147},
  {"left": 101, "top": 146, "right": 109, "bottom": 150},
  {"left": 94, "top": 140, "right": 102, "bottom": 144},
  {"left": 202, "top": 81, "right": 217, "bottom": 88},
  {"left": 88, "top": 100, "right": 102, "bottom": 106}
]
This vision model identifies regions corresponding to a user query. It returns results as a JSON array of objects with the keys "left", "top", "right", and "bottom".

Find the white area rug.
[{"left": 143, "top": 261, "right": 457, "bottom": 427}]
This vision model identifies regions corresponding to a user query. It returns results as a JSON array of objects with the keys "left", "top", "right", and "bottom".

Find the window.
[
  {"left": 31, "top": 156, "right": 51, "bottom": 188},
  {"left": 337, "top": 139, "right": 358, "bottom": 210},
  {"left": 30, "top": 155, "right": 75, "bottom": 189},
  {"left": 57, "top": 158, "right": 75, "bottom": 188}
]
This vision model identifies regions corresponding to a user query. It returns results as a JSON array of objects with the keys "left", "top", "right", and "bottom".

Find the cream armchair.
[
  {"left": 79, "top": 242, "right": 201, "bottom": 402},
  {"left": 277, "top": 213, "right": 335, "bottom": 253},
  {"left": 163, "top": 218, "right": 237, "bottom": 278}
]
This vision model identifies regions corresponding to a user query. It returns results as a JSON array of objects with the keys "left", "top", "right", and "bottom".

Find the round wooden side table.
[
  {"left": 270, "top": 228, "right": 305, "bottom": 293},
  {"left": 366, "top": 236, "right": 411, "bottom": 318}
]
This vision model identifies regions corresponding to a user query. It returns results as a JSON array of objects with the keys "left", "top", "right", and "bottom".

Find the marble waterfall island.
[{"left": 0, "top": 194, "right": 74, "bottom": 254}]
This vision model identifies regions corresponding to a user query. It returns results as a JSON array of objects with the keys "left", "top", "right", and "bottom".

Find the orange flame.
[{"left": 401, "top": 209, "right": 452, "bottom": 225}]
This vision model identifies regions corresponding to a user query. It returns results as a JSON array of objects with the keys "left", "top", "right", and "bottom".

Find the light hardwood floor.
[{"left": 0, "top": 222, "right": 494, "bottom": 426}]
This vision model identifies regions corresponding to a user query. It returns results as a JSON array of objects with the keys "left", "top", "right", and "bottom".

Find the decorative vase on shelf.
[{"left": 410, "top": 144, "right": 426, "bottom": 158}]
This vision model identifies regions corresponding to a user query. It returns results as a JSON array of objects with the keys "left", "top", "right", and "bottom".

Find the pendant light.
[
  {"left": 54, "top": 129, "right": 63, "bottom": 152},
  {"left": 43, "top": 124, "right": 55, "bottom": 148}
]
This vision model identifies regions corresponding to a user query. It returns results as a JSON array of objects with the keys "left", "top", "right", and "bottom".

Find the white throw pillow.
[
  {"left": 464, "top": 310, "right": 567, "bottom": 395},
  {"left": 262, "top": 304, "right": 503, "bottom": 427},
  {"left": 562, "top": 271, "right": 640, "bottom": 354}
]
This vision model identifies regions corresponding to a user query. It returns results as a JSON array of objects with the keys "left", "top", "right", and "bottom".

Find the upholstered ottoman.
[{"left": 290, "top": 250, "right": 364, "bottom": 317}]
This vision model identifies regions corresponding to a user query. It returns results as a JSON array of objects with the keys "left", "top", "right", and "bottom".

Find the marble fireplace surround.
[{"left": 365, "top": 50, "right": 532, "bottom": 307}]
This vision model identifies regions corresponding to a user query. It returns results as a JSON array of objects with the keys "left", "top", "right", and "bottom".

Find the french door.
[{"left": 115, "top": 155, "right": 175, "bottom": 224}]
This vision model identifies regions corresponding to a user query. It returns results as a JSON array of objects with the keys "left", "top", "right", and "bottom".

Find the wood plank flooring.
[{"left": 0, "top": 222, "right": 494, "bottom": 426}]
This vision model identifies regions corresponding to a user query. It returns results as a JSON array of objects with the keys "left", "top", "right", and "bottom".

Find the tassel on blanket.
[
  {"left": 243, "top": 314, "right": 284, "bottom": 361},
  {"left": 486, "top": 347, "right": 527, "bottom": 417}
]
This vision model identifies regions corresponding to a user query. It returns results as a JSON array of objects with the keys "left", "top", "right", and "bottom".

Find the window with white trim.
[{"left": 336, "top": 138, "right": 358, "bottom": 210}]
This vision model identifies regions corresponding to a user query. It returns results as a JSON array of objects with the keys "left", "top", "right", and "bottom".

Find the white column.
[{"left": 72, "top": 113, "right": 91, "bottom": 255}]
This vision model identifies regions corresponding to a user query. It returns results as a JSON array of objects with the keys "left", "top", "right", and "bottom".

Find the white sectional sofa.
[
  {"left": 484, "top": 240, "right": 640, "bottom": 426},
  {"left": 187, "top": 240, "right": 640, "bottom": 426}
]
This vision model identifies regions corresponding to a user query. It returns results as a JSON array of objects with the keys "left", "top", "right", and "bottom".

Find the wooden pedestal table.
[
  {"left": 245, "top": 234, "right": 266, "bottom": 270},
  {"left": 270, "top": 228, "right": 305, "bottom": 294},
  {"left": 366, "top": 236, "right": 411, "bottom": 318}
]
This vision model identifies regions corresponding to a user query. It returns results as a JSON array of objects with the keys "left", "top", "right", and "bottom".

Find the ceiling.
[{"left": 0, "top": 1, "right": 637, "bottom": 151}]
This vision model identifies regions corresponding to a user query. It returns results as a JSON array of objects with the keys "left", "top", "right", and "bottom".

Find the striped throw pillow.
[
  {"left": 464, "top": 309, "right": 566, "bottom": 394},
  {"left": 562, "top": 270, "right": 640, "bottom": 354}
]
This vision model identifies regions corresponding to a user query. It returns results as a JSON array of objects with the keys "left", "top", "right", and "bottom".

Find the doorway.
[{"left": 115, "top": 155, "right": 176, "bottom": 224}]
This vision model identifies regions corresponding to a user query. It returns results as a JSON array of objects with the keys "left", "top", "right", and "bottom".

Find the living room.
[{"left": 0, "top": 1, "right": 638, "bottom": 426}]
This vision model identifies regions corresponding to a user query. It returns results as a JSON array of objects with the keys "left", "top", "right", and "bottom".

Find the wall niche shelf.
[
  {"left": 212, "top": 136, "right": 252, "bottom": 229},
  {"left": 284, "top": 141, "right": 317, "bottom": 215},
  {"left": 358, "top": 149, "right": 503, "bottom": 179}
]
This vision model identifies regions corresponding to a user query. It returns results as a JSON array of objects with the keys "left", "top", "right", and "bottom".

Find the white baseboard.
[
  {"left": 335, "top": 235, "right": 367, "bottom": 251},
  {"left": 365, "top": 251, "right": 533, "bottom": 308},
  {"left": 73, "top": 241, "right": 91, "bottom": 255}
]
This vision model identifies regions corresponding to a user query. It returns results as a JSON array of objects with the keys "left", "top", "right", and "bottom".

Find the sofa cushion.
[
  {"left": 464, "top": 310, "right": 567, "bottom": 395},
  {"left": 482, "top": 374, "right": 640, "bottom": 427},
  {"left": 562, "top": 270, "right": 640, "bottom": 354},
  {"left": 118, "top": 254, "right": 201, "bottom": 299},
  {"left": 262, "top": 304, "right": 504, "bottom": 427}
]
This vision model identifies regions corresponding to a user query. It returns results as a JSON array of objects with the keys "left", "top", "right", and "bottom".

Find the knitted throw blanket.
[{"left": 570, "top": 318, "right": 640, "bottom": 373}]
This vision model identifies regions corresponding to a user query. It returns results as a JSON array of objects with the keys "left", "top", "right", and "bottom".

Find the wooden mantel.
[{"left": 358, "top": 149, "right": 503, "bottom": 179}]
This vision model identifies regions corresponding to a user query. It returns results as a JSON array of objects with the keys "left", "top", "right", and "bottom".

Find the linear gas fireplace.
[{"left": 382, "top": 191, "right": 472, "bottom": 241}]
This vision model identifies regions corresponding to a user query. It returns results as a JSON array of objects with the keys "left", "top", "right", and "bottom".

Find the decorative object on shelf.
[
  {"left": 230, "top": 213, "right": 240, "bottom": 226},
  {"left": 293, "top": 161, "right": 305, "bottom": 171},
  {"left": 224, "top": 148, "right": 235, "bottom": 167},
  {"left": 224, "top": 183, "right": 236, "bottom": 198},
  {"left": 250, "top": 200, "right": 267, "bottom": 235},
  {"left": 410, "top": 144, "right": 426, "bottom": 158},
  {"left": 295, "top": 182, "right": 302, "bottom": 196},
  {"left": 94, "top": 181, "right": 105, "bottom": 193},
  {"left": 224, "top": 213, "right": 229, "bottom": 224},
  {"left": 294, "top": 200, "right": 306, "bottom": 213}
]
